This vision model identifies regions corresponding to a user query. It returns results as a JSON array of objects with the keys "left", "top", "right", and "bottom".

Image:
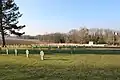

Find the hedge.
[{"left": 0, "top": 48, "right": 120, "bottom": 54}]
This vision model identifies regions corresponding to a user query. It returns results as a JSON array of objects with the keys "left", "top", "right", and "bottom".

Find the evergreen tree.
[{"left": 0, "top": 0, "right": 25, "bottom": 47}]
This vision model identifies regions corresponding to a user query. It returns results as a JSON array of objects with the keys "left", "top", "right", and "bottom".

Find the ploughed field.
[
  {"left": 0, "top": 54, "right": 120, "bottom": 80},
  {"left": 0, "top": 39, "right": 38, "bottom": 45}
]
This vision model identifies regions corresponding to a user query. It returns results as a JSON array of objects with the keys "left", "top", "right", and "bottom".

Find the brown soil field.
[{"left": 0, "top": 39, "right": 39, "bottom": 45}]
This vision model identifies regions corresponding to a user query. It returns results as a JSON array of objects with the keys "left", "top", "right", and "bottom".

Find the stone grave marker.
[
  {"left": 6, "top": 49, "right": 9, "bottom": 55},
  {"left": 40, "top": 51, "right": 44, "bottom": 60},
  {"left": 26, "top": 50, "right": 29, "bottom": 58},
  {"left": 15, "top": 49, "right": 17, "bottom": 56}
]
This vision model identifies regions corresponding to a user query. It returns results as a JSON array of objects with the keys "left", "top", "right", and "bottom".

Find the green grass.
[{"left": 0, "top": 54, "right": 120, "bottom": 80}]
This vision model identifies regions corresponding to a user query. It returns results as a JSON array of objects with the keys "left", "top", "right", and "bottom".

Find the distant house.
[{"left": 88, "top": 41, "right": 93, "bottom": 46}]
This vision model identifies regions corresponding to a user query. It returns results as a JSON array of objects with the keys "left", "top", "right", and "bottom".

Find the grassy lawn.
[{"left": 0, "top": 54, "right": 120, "bottom": 80}]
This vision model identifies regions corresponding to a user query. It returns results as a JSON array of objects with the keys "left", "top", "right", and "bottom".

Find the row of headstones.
[
  {"left": 6, "top": 49, "right": 45, "bottom": 60},
  {"left": 3, "top": 45, "right": 80, "bottom": 48},
  {"left": 2, "top": 45, "right": 32, "bottom": 48}
]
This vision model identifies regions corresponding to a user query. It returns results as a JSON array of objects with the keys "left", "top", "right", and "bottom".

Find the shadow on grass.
[{"left": 44, "top": 58, "right": 69, "bottom": 61}]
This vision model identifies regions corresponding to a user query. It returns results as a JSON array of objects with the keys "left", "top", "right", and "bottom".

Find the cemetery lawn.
[{"left": 0, "top": 54, "right": 120, "bottom": 80}]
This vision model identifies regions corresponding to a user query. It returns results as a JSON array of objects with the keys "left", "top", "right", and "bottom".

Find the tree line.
[{"left": 20, "top": 28, "right": 120, "bottom": 45}]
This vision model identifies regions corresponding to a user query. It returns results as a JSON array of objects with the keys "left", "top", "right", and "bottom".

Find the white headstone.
[
  {"left": 40, "top": 51, "right": 44, "bottom": 60},
  {"left": 26, "top": 50, "right": 29, "bottom": 58},
  {"left": 58, "top": 46, "right": 59, "bottom": 48},
  {"left": 6, "top": 49, "right": 8, "bottom": 55},
  {"left": 15, "top": 49, "right": 17, "bottom": 56}
]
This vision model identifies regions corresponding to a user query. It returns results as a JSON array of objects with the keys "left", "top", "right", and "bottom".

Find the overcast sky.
[{"left": 15, "top": 0, "right": 120, "bottom": 36}]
